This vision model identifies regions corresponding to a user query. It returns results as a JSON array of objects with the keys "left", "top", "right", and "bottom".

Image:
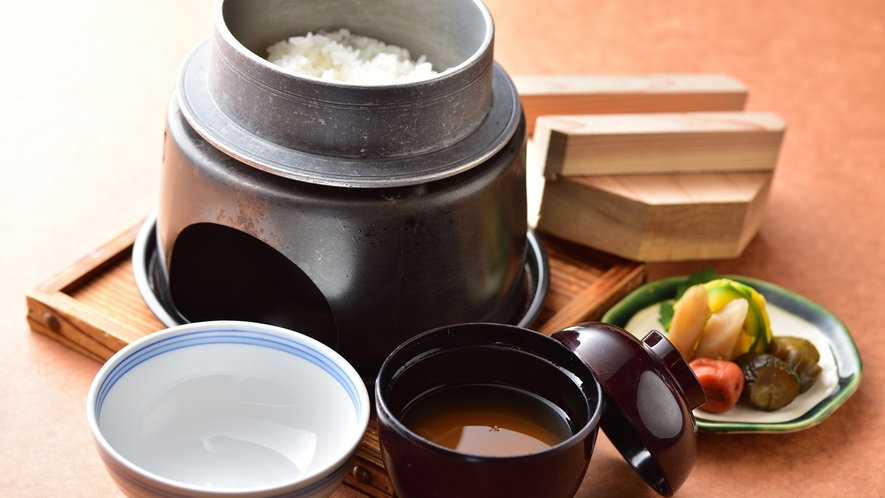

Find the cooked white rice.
[{"left": 266, "top": 28, "right": 439, "bottom": 85}]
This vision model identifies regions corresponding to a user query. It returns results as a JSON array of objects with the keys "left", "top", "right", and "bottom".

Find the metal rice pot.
[{"left": 150, "top": 0, "right": 536, "bottom": 380}]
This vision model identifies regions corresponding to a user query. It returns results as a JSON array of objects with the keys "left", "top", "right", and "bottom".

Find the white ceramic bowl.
[{"left": 86, "top": 321, "right": 370, "bottom": 498}]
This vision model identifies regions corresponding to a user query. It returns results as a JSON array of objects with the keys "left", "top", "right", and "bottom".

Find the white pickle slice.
[{"left": 694, "top": 298, "right": 749, "bottom": 360}]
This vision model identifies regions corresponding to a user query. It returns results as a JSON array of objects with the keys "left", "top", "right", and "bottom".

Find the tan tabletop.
[{"left": 2, "top": 0, "right": 882, "bottom": 496}]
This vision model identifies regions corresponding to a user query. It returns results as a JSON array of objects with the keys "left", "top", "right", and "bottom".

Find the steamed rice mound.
[{"left": 266, "top": 28, "right": 439, "bottom": 85}]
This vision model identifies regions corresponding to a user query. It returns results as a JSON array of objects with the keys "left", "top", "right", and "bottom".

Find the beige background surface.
[{"left": 2, "top": 0, "right": 883, "bottom": 496}]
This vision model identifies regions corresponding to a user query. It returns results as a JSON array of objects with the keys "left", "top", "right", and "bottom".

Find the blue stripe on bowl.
[{"left": 96, "top": 328, "right": 362, "bottom": 422}]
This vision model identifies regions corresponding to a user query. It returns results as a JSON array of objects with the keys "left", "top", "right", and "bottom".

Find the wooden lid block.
[
  {"left": 514, "top": 74, "right": 748, "bottom": 136},
  {"left": 535, "top": 112, "right": 786, "bottom": 178},
  {"left": 536, "top": 172, "right": 773, "bottom": 262}
]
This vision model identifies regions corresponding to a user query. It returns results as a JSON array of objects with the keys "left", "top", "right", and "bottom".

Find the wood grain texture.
[
  {"left": 537, "top": 257, "right": 647, "bottom": 335},
  {"left": 26, "top": 218, "right": 645, "bottom": 498},
  {"left": 534, "top": 112, "right": 785, "bottom": 178},
  {"left": 343, "top": 419, "right": 394, "bottom": 498},
  {"left": 24, "top": 221, "right": 165, "bottom": 362},
  {"left": 537, "top": 172, "right": 773, "bottom": 262},
  {"left": 513, "top": 74, "right": 747, "bottom": 136}
]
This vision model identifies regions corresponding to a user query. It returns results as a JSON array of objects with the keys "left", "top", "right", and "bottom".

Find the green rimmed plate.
[{"left": 602, "top": 275, "right": 862, "bottom": 433}]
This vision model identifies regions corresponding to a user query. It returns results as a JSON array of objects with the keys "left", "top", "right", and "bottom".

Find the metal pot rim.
[
  {"left": 177, "top": 40, "right": 520, "bottom": 188},
  {"left": 212, "top": 0, "right": 495, "bottom": 92}
]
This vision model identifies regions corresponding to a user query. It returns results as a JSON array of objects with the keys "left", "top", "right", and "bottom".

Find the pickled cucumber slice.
[
  {"left": 735, "top": 353, "right": 800, "bottom": 411},
  {"left": 768, "top": 337, "right": 822, "bottom": 393}
]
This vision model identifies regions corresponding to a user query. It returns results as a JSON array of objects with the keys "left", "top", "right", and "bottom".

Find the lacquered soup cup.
[{"left": 375, "top": 322, "right": 705, "bottom": 498}]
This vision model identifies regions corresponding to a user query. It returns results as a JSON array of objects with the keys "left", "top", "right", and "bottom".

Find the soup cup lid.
[{"left": 552, "top": 322, "right": 706, "bottom": 497}]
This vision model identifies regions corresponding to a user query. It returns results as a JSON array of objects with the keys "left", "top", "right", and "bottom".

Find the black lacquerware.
[{"left": 375, "top": 322, "right": 705, "bottom": 498}]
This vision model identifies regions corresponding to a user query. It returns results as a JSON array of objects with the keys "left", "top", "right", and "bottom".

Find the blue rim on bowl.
[
  {"left": 86, "top": 320, "right": 371, "bottom": 497},
  {"left": 602, "top": 275, "right": 862, "bottom": 433}
]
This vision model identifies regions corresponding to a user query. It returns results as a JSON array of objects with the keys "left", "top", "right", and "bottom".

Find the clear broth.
[{"left": 400, "top": 383, "right": 573, "bottom": 457}]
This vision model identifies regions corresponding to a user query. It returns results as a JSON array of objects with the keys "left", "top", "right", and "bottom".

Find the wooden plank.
[
  {"left": 514, "top": 74, "right": 747, "bottom": 135},
  {"left": 343, "top": 418, "right": 395, "bottom": 498},
  {"left": 25, "top": 217, "right": 645, "bottom": 497},
  {"left": 534, "top": 112, "right": 785, "bottom": 178},
  {"left": 532, "top": 234, "right": 645, "bottom": 329},
  {"left": 34, "top": 222, "right": 144, "bottom": 294},
  {"left": 537, "top": 172, "right": 773, "bottom": 262},
  {"left": 26, "top": 225, "right": 166, "bottom": 362},
  {"left": 27, "top": 289, "right": 126, "bottom": 361},
  {"left": 538, "top": 259, "right": 647, "bottom": 335}
]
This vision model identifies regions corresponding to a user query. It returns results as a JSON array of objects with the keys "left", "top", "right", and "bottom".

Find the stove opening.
[{"left": 168, "top": 222, "right": 338, "bottom": 349}]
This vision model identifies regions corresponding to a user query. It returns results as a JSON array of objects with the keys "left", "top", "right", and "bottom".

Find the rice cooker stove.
[{"left": 133, "top": 0, "right": 548, "bottom": 380}]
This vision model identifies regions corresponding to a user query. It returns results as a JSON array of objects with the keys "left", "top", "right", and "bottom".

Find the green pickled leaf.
[
  {"left": 659, "top": 301, "right": 675, "bottom": 331},
  {"left": 676, "top": 268, "right": 719, "bottom": 301},
  {"left": 675, "top": 267, "right": 719, "bottom": 300}
]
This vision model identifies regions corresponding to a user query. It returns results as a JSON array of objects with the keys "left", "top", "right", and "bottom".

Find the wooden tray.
[{"left": 25, "top": 218, "right": 645, "bottom": 497}]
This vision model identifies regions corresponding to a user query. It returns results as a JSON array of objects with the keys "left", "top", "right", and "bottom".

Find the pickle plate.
[{"left": 602, "top": 275, "right": 862, "bottom": 433}]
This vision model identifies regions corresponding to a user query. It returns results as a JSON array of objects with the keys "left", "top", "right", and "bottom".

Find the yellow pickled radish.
[
  {"left": 693, "top": 297, "right": 749, "bottom": 360},
  {"left": 666, "top": 284, "right": 708, "bottom": 361}
]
